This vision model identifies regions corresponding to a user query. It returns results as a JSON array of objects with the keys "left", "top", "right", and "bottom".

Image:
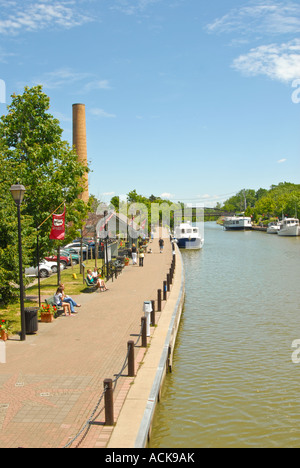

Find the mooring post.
[
  {"left": 163, "top": 280, "right": 167, "bottom": 300},
  {"left": 128, "top": 341, "right": 135, "bottom": 377},
  {"left": 141, "top": 316, "right": 147, "bottom": 347},
  {"left": 151, "top": 300, "right": 155, "bottom": 326},
  {"left": 167, "top": 273, "right": 170, "bottom": 292},
  {"left": 157, "top": 289, "right": 162, "bottom": 312},
  {"left": 104, "top": 379, "right": 114, "bottom": 426}
]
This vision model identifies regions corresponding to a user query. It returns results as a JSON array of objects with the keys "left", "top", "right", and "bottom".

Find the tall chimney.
[{"left": 72, "top": 103, "right": 89, "bottom": 203}]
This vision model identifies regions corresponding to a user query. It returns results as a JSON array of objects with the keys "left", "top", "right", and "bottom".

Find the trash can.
[
  {"left": 143, "top": 301, "right": 152, "bottom": 337},
  {"left": 24, "top": 307, "right": 39, "bottom": 334}
]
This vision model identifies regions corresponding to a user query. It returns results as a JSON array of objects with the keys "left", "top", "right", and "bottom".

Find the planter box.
[
  {"left": 40, "top": 313, "right": 54, "bottom": 323},
  {"left": 0, "top": 330, "right": 8, "bottom": 341}
]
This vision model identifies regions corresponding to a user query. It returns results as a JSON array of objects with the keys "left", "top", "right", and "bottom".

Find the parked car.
[
  {"left": 61, "top": 248, "right": 80, "bottom": 265},
  {"left": 63, "top": 242, "right": 89, "bottom": 260},
  {"left": 25, "top": 260, "right": 63, "bottom": 278},
  {"left": 44, "top": 254, "right": 70, "bottom": 268}
]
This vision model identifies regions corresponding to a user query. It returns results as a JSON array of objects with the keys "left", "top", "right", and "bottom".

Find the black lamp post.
[{"left": 10, "top": 184, "right": 26, "bottom": 341}]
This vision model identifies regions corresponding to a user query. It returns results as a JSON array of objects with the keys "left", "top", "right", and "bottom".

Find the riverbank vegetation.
[{"left": 220, "top": 183, "right": 300, "bottom": 224}]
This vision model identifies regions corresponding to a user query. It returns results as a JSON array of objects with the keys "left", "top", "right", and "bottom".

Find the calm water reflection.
[{"left": 150, "top": 222, "right": 300, "bottom": 448}]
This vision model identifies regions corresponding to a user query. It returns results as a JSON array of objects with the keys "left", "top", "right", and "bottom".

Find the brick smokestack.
[{"left": 72, "top": 103, "right": 89, "bottom": 203}]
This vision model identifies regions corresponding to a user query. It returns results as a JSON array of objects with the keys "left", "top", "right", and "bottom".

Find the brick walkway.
[{"left": 0, "top": 234, "right": 173, "bottom": 448}]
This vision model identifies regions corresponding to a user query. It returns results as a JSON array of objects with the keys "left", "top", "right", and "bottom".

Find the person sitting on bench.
[
  {"left": 92, "top": 268, "right": 109, "bottom": 291},
  {"left": 87, "top": 269, "right": 109, "bottom": 292},
  {"left": 59, "top": 283, "right": 81, "bottom": 313},
  {"left": 54, "top": 287, "right": 73, "bottom": 316}
]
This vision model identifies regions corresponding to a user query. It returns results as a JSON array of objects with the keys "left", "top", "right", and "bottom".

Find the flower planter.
[
  {"left": 0, "top": 330, "right": 8, "bottom": 341},
  {"left": 40, "top": 313, "right": 54, "bottom": 323},
  {"left": 39, "top": 303, "right": 57, "bottom": 323}
]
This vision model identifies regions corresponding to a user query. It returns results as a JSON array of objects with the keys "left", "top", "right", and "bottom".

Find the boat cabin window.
[{"left": 181, "top": 229, "right": 185, "bottom": 234}]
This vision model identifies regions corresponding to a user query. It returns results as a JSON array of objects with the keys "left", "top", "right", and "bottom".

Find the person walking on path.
[
  {"left": 131, "top": 244, "right": 138, "bottom": 265},
  {"left": 159, "top": 237, "right": 164, "bottom": 253},
  {"left": 139, "top": 247, "right": 145, "bottom": 267}
]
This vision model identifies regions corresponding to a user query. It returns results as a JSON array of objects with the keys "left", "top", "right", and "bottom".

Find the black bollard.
[
  {"left": 163, "top": 281, "right": 167, "bottom": 300},
  {"left": 128, "top": 341, "right": 135, "bottom": 377},
  {"left": 141, "top": 316, "right": 147, "bottom": 347},
  {"left": 151, "top": 300, "right": 155, "bottom": 326},
  {"left": 104, "top": 379, "right": 114, "bottom": 426},
  {"left": 157, "top": 289, "right": 162, "bottom": 312}
]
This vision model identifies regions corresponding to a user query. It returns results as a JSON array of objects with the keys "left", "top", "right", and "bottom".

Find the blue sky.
[{"left": 0, "top": 0, "right": 299, "bottom": 206}]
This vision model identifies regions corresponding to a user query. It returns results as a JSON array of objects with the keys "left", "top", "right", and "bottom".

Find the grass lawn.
[{"left": 0, "top": 259, "right": 103, "bottom": 336}]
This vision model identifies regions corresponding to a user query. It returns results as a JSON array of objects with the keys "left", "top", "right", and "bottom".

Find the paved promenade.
[{"left": 0, "top": 234, "right": 173, "bottom": 448}]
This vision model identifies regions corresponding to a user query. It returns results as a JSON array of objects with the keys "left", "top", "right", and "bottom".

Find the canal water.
[{"left": 150, "top": 222, "right": 300, "bottom": 448}]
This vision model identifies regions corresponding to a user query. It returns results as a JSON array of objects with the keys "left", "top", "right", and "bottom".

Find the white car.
[
  {"left": 64, "top": 242, "right": 88, "bottom": 253},
  {"left": 25, "top": 260, "right": 64, "bottom": 278},
  {"left": 63, "top": 242, "right": 89, "bottom": 259}
]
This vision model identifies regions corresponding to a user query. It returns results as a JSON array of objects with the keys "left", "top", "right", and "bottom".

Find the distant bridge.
[
  {"left": 203, "top": 208, "right": 235, "bottom": 218},
  {"left": 171, "top": 206, "right": 235, "bottom": 219},
  {"left": 177, "top": 207, "right": 235, "bottom": 218}
]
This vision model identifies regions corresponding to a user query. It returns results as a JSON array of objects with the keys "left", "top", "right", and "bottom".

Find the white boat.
[
  {"left": 223, "top": 215, "right": 252, "bottom": 231},
  {"left": 277, "top": 218, "right": 300, "bottom": 237},
  {"left": 267, "top": 221, "right": 281, "bottom": 234},
  {"left": 174, "top": 222, "right": 204, "bottom": 250}
]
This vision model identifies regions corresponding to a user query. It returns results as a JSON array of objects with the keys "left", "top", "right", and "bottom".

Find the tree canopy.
[
  {"left": 221, "top": 183, "right": 300, "bottom": 222},
  {"left": 0, "top": 85, "right": 89, "bottom": 303}
]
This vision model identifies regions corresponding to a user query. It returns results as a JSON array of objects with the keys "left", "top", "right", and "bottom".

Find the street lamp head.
[{"left": 10, "top": 184, "right": 26, "bottom": 206}]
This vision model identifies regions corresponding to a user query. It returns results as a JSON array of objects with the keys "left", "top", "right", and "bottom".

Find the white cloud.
[
  {"left": 206, "top": 1, "right": 300, "bottom": 36},
  {"left": 0, "top": 1, "right": 93, "bottom": 35},
  {"left": 207, "top": 2, "right": 300, "bottom": 83},
  {"left": 33, "top": 68, "right": 112, "bottom": 93},
  {"left": 102, "top": 192, "right": 115, "bottom": 196},
  {"left": 232, "top": 39, "right": 300, "bottom": 82},
  {"left": 278, "top": 158, "right": 287, "bottom": 163},
  {"left": 0, "top": 46, "right": 15, "bottom": 63},
  {"left": 83, "top": 80, "right": 111, "bottom": 92},
  {"left": 90, "top": 108, "right": 116, "bottom": 118},
  {"left": 111, "top": 0, "right": 161, "bottom": 16},
  {"left": 34, "top": 68, "right": 91, "bottom": 89},
  {"left": 160, "top": 192, "right": 174, "bottom": 199}
]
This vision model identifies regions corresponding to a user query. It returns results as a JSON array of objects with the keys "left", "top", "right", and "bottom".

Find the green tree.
[
  {"left": 223, "top": 183, "right": 300, "bottom": 224},
  {"left": 0, "top": 85, "right": 89, "bottom": 303}
]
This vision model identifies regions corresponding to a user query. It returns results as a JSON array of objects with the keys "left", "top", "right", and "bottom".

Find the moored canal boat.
[
  {"left": 174, "top": 222, "right": 204, "bottom": 249},
  {"left": 267, "top": 221, "right": 282, "bottom": 234},
  {"left": 223, "top": 215, "right": 252, "bottom": 231},
  {"left": 277, "top": 218, "right": 300, "bottom": 236}
]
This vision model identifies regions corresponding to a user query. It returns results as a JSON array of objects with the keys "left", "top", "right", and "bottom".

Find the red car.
[{"left": 44, "top": 255, "right": 70, "bottom": 268}]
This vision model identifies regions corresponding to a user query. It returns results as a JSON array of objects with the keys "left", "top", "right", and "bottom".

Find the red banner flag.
[{"left": 49, "top": 206, "right": 66, "bottom": 240}]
